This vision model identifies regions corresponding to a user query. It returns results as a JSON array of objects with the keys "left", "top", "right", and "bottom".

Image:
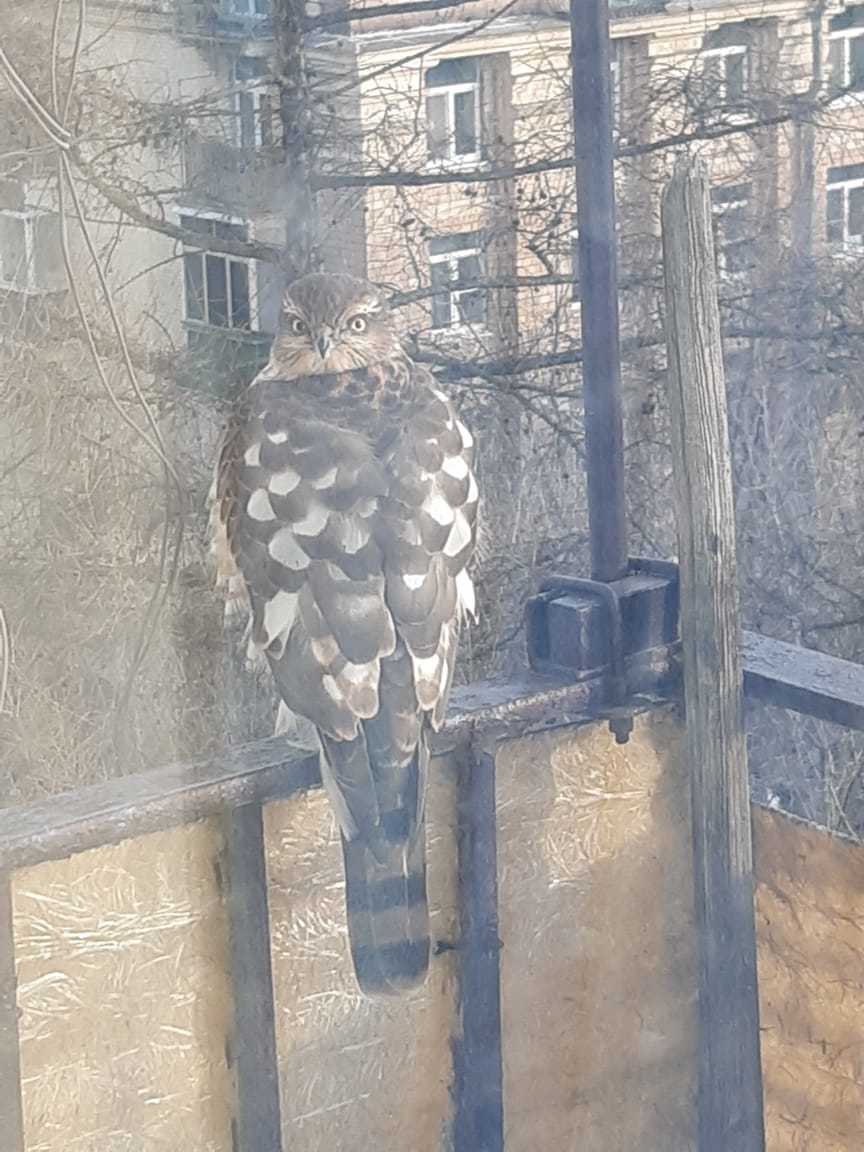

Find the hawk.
[{"left": 210, "top": 273, "right": 478, "bottom": 995}]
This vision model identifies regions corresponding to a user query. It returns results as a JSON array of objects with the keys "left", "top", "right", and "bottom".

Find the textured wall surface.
[
  {"left": 755, "top": 807, "right": 864, "bottom": 1152},
  {"left": 12, "top": 820, "right": 233, "bottom": 1152},
  {"left": 7, "top": 710, "right": 864, "bottom": 1151},
  {"left": 496, "top": 709, "right": 698, "bottom": 1152}
]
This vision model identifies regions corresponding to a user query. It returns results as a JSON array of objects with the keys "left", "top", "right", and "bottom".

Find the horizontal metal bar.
[
  {"left": 0, "top": 650, "right": 675, "bottom": 871},
  {"left": 742, "top": 631, "right": 864, "bottom": 731},
  {"left": 2, "top": 631, "right": 862, "bottom": 872}
]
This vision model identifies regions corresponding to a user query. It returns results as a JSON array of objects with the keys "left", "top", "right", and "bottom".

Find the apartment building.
[{"left": 1, "top": 0, "right": 863, "bottom": 377}]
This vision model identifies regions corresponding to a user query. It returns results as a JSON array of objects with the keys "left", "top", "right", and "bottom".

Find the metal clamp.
[{"left": 536, "top": 574, "right": 633, "bottom": 744}]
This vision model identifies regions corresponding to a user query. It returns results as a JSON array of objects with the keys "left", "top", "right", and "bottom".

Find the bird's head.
[{"left": 269, "top": 273, "right": 400, "bottom": 376}]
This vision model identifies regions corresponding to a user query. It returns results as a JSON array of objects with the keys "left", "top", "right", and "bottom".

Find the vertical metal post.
[
  {"left": 454, "top": 746, "right": 504, "bottom": 1152},
  {"left": 570, "top": 0, "right": 629, "bottom": 582},
  {"left": 0, "top": 875, "right": 24, "bottom": 1152},
  {"left": 224, "top": 803, "right": 284, "bottom": 1152}
]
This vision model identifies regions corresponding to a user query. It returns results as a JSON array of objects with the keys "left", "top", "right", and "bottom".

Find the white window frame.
[
  {"left": 826, "top": 170, "right": 864, "bottom": 250},
  {"left": 700, "top": 43, "right": 749, "bottom": 104},
  {"left": 0, "top": 207, "right": 62, "bottom": 295},
  {"left": 176, "top": 208, "right": 261, "bottom": 332},
  {"left": 828, "top": 21, "right": 864, "bottom": 93},
  {"left": 710, "top": 185, "right": 751, "bottom": 281},
  {"left": 429, "top": 236, "right": 485, "bottom": 331},
  {"left": 233, "top": 58, "right": 276, "bottom": 149},
  {"left": 425, "top": 59, "right": 482, "bottom": 167}
]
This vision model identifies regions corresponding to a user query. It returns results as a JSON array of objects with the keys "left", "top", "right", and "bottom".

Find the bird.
[{"left": 210, "top": 272, "right": 478, "bottom": 995}]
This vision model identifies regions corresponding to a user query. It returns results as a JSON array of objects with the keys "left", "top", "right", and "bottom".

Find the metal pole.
[{"left": 570, "top": 0, "right": 629, "bottom": 582}]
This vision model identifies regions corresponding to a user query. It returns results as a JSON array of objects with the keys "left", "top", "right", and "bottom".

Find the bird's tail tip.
[{"left": 342, "top": 832, "right": 430, "bottom": 997}]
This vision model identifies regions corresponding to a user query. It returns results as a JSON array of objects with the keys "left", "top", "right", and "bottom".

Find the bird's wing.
[
  {"left": 378, "top": 367, "right": 479, "bottom": 733},
  {"left": 211, "top": 377, "right": 398, "bottom": 841}
]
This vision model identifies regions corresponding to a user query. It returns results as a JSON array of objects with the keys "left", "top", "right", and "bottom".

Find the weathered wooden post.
[{"left": 661, "top": 158, "right": 765, "bottom": 1152}]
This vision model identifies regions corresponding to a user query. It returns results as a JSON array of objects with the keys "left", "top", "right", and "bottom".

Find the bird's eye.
[
  {"left": 289, "top": 316, "right": 308, "bottom": 336},
  {"left": 349, "top": 315, "right": 368, "bottom": 333}
]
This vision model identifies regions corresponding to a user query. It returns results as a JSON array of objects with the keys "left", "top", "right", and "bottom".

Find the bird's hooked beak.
[{"left": 315, "top": 328, "right": 333, "bottom": 361}]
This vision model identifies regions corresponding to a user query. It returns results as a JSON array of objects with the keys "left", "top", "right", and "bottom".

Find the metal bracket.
[{"left": 526, "top": 558, "right": 680, "bottom": 744}]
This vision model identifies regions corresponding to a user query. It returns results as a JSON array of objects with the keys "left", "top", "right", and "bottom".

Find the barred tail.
[{"left": 341, "top": 815, "right": 430, "bottom": 995}]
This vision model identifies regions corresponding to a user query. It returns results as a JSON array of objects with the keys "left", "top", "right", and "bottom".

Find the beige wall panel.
[
  {"left": 265, "top": 756, "right": 460, "bottom": 1151},
  {"left": 12, "top": 820, "right": 233, "bottom": 1152},
  {"left": 755, "top": 807, "right": 864, "bottom": 1152},
  {"left": 495, "top": 709, "right": 698, "bottom": 1152}
]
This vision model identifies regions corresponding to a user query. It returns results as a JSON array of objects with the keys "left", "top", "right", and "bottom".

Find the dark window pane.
[
  {"left": 701, "top": 54, "right": 722, "bottom": 96},
  {"left": 206, "top": 254, "right": 229, "bottom": 326},
  {"left": 721, "top": 204, "right": 747, "bottom": 243},
  {"left": 457, "top": 252, "right": 481, "bottom": 285},
  {"left": 826, "top": 188, "right": 844, "bottom": 243},
  {"left": 213, "top": 219, "right": 247, "bottom": 241},
  {"left": 431, "top": 260, "right": 453, "bottom": 290},
  {"left": 238, "top": 90, "right": 256, "bottom": 149},
  {"left": 259, "top": 94, "right": 274, "bottom": 145},
  {"left": 828, "top": 161, "right": 864, "bottom": 183},
  {"left": 828, "top": 38, "right": 846, "bottom": 89},
  {"left": 430, "top": 260, "right": 452, "bottom": 328},
  {"left": 425, "top": 57, "right": 478, "bottom": 89},
  {"left": 235, "top": 57, "right": 266, "bottom": 82},
  {"left": 453, "top": 90, "right": 477, "bottom": 155},
  {"left": 457, "top": 288, "right": 485, "bottom": 325},
  {"left": 180, "top": 214, "right": 214, "bottom": 237},
  {"left": 430, "top": 231, "right": 480, "bottom": 255},
  {"left": 725, "top": 51, "right": 746, "bottom": 100},
  {"left": 183, "top": 252, "right": 205, "bottom": 321},
  {"left": 724, "top": 242, "right": 751, "bottom": 277},
  {"left": 431, "top": 294, "right": 452, "bottom": 329},
  {"left": 426, "top": 94, "right": 448, "bottom": 159},
  {"left": 230, "top": 260, "right": 251, "bottom": 328},
  {"left": 254, "top": 0, "right": 271, "bottom": 14},
  {"left": 851, "top": 35, "right": 864, "bottom": 90},
  {"left": 849, "top": 185, "right": 864, "bottom": 239}
]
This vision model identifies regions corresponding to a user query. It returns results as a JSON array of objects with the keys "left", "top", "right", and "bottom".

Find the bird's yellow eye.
[
  {"left": 349, "top": 315, "right": 368, "bottom": 333},
  {"left": 289, "top": 316, "right": 308, "bottom": 336}
]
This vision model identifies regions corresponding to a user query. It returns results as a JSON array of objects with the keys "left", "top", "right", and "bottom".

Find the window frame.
[
  {"left": 828, "top": 10, "right": 864, "bottom": 95},
  {"left": 700, "top": 42, "right": 750, "bottom": 106},
  {"left": 0, "top": 206, "right": 62, "bottom": 295},
  {"left": 177, "top": 209, "right": 261, "bottom": 334},
  {"left": 233, "top": 57, "right": 276, "bottom": 150},
  {"left": 710, "top": 183, "right": 753, "bottom": 282},
  {"left": 826, "top": 165, "right": 864, "bottom": 251},
  {"left": 424, "top": 57, "right": 482, "bottom": 167},
  {"left": 428, "top": 232, "right": 486, "bottom": 331}
]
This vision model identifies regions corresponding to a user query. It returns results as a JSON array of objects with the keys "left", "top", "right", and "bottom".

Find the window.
[
  {"left": 711, "top": 184, "right": 752, "bottom": 280},
  {"left": 223, "top": 0, "right": 270, "bottom": 17},
  {"left": 828, "top": 7, "right": 864, "bottom": 94},
  {"left": 234, "top": 57, "right": 275, "bottom": 149},
  {"left": 425, "top": 58, "right": 481, "bottom": 164},
  {"left": 0, "top": 208, "right": 64, "bottom": 294},
  {"left": 181, "top": 213, "right": 254, "bottom": 331},
  {"left": 826, "top": 163, "right": 864, "bottom": 249},
  {"left": 701, "top": 42, "right": 749, "bottom": 104},
  {"left": 429, "top": 232, "right": 485, "bottom": 329}
]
